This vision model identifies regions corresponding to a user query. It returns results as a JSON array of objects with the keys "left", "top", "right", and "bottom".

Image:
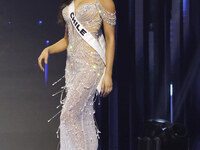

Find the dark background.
[{"left": 0, "top": 0, "right": 200, "bottom": 150}]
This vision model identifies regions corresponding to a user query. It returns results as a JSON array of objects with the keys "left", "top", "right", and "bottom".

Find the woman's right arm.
[{"left": 38, "top": 25, "right": 69, "bottom": 72}]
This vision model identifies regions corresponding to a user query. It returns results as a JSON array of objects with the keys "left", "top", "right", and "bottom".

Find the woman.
[{"left": 38, "top": 0, "right": 116, "bottom": 149}]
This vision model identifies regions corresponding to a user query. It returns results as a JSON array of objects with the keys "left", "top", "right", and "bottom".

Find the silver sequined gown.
[{"left": 50, "top": 0, "right": 116, "bottom": 149}]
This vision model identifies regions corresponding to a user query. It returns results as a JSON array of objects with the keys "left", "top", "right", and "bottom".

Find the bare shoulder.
[{"left": 98, "top": 0, "right": 116, "bottom": 13}]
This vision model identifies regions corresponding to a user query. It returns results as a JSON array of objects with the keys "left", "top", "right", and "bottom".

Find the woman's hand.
[
  {"left": 100, "top": 73, "right": 113, "bottom": 98},
  {"left": 38, "top": 47, "right": 49, "bottom": 72}
]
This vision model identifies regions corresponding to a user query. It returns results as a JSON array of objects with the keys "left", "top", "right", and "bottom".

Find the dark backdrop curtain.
[{"left": 97, "top": 0, "right": 200, "bottom": 150}]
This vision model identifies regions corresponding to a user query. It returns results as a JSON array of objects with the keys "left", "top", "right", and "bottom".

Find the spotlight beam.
[{"left": 174, "top": 43, "right": 200, "bottom": 120}]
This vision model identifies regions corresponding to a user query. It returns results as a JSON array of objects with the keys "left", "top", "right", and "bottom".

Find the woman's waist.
[{"left": 66, "top": 58, "right": 105, "bottom": 72}]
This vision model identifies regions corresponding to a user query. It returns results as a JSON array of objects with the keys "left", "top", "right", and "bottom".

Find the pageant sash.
[
  {"left": 68, "top": 0, "right": 106, "bottom": 65},
  {"left": 68, "top": 0, "right": 106, "bottom": 94}
]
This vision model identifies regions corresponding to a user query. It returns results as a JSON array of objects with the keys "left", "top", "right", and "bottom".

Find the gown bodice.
[
  {"left": 61, "top": 0, "right": 117, "bottom": 90},
  {"left": 61, "top": 0, "right": 117, "bottom": 76}
]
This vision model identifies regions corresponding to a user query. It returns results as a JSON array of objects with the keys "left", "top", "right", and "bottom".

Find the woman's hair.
[{"left": 57, "top": 0, "right": 73, "bottom": 26}]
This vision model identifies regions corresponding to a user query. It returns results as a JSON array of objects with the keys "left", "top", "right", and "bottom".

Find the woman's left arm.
[{"left": 100, "top": 0, "right": 116, "bottom": 97}]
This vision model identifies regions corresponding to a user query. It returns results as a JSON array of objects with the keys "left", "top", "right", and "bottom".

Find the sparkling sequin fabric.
[{"left": 50, "top": 0, "right": 116, "bottom": 149}]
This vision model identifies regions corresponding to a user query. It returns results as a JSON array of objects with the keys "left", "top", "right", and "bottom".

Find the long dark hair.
[{"left": 57, "top": 0, "right": 73, "bottom": 26}]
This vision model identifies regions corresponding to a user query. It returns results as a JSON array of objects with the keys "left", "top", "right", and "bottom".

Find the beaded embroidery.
[{"left": 49, "top": 0, "right": 116, "bottom": 149}]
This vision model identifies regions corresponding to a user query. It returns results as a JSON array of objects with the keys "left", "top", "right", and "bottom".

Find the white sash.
[{"left": 68, "top": 0, "right": 106, "bottom": 95}]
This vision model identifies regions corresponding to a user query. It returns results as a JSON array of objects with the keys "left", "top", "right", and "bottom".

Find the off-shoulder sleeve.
[{"left": 95, "top": 0, "right": 117, "bottom": 26}]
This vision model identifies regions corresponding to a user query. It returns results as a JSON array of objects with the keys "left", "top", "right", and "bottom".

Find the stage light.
[
  {"left": 159, "top": 123, "right": 188, "bottom": 150},
  {"left": 45, "top": 40, "right": 50, "bottom": 85},
  {"left": 46, "top": 40, "right": 50, "bottom": 45},
  {"left": 45, "top": 61, "right": 48, "bottom": 85},
  {"left": 38, "top": 20, "right": 43, "bottom": 24},
  {"left": 144, "top": 119, "right": 171, "bottom": 138},
  {"left": 137, "top": 119, "right": 189, "bottom": 150},
  {"left": 183, "top": 0, "right": 187, "bottom": 12},
  {"left": 170, "top": 82, "right": 173, "bottom": 123}
]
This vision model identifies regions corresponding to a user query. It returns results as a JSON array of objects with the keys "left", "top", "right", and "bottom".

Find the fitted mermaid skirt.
[{"left": 49, "top": 0, "right": 117, "bottom": 149}]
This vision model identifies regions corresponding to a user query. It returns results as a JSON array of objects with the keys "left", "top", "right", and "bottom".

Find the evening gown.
[{"left": 49, "top": 0, "right": 117, "bottom": 149}]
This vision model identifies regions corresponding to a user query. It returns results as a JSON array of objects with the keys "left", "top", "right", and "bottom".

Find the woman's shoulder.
[
  {"left": 95, "top": 0, "right": 117, "bottom": 26},
  {"left": 95, "top": 0, "right": 116, "bottom": 14}
]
